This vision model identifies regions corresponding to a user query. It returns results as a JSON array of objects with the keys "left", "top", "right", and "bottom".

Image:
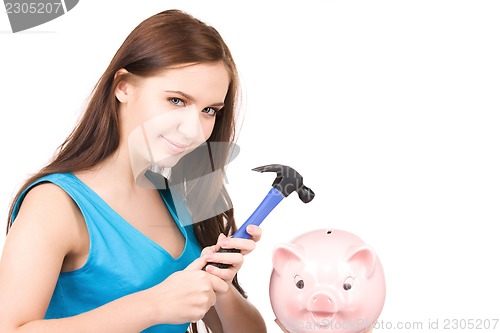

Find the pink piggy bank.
[{"left": 269, "top": 229, "right": 386, "bottom": 333}]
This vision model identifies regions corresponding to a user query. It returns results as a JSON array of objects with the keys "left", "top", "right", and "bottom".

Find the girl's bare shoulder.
[{"left": 10, "top": 182, "right": 85, "bottom": 253}]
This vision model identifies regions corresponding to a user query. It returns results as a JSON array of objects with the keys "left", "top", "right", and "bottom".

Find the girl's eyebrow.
[{"left": 165, "top": 90, "right": 225, "bottom": 107}]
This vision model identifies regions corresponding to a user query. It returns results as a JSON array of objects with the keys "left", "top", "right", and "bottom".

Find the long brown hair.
[{"left": 6, "top": 9, "right": 245, "bottom": 331}]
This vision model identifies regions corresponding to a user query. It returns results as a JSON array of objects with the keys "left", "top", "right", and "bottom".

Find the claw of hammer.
[{"left": 232, "top": 164, "right": 315, "bottom": 239}]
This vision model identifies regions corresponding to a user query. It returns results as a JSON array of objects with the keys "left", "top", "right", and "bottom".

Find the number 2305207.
[
  {"left": 5, "top": 2, "right": 63, "bottom": 14},
  {"left": 443, "top": 318, "right": 498, "bottom": 330}
]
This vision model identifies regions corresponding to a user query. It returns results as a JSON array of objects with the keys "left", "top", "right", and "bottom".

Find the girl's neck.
[{"left": 75, "top": 143, "right": 148, "bottom": 196}]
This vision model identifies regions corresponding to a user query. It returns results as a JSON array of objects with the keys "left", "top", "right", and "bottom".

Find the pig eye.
[
  {"left": 294, "top": 275, "right": 305, "bottom": 289},
  {"left": 343, "top": 277, "right": 354, "bottom": 291}
]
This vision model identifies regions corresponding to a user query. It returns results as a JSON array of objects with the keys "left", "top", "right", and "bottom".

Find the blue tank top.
[{"left": 11, "top": 173, "right": 202, "bottom": 333}]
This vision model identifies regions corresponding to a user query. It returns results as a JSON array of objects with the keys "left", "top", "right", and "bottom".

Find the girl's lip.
[{"left": 161, "top": 136, "right": 188, "bottom": 154}]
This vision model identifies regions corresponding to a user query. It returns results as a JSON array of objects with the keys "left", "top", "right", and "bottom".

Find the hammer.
[{"left": 205, "top": 164, "right": 315, "bottom": 269}]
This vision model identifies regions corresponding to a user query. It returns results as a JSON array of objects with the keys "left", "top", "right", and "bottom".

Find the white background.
[{"left": 1, "top": 1, "right": 499, "bottom": 332}]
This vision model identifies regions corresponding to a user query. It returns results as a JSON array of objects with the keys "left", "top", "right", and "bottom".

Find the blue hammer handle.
[
  {"left": 203, "top": 187, "right": 283, "bottom": 270},
  {"left": 232, "top": 187, "right": 284, "bottom": 239}
]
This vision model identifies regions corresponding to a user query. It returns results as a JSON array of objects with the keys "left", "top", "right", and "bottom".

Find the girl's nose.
[{"left": 177, "top": 105, "right": 203, "bottom": 139}]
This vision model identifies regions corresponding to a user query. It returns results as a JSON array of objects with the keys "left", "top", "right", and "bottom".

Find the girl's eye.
[
  {"left": 168, "top": 97, "right": 185, "bottom": 106},
  {"left": 202, "top": 107, "right": 219, "bottom": 116}
]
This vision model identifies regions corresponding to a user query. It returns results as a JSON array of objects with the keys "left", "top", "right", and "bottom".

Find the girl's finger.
[
  {"left": 200, "top": 244, "right": 219, "bottom": 257},
  {"left": 204, "top": 251, "right": 243, "bottom": 269},
  {"left": 218, "top": 236, "right": 256, "bottom": 255},
  {"left": 204, "top": 263, "right": 239, "bottom": 282},
  {"left": 245, "top": 225, "right": 262, "bottom": 241}
]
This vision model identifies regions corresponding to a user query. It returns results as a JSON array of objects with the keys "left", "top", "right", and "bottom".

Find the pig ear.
[
  {"left": 272, "top": 243, "right": 305, "bottom": 277},
  {"left": 346, "top": 245, "right": 377, "bottom": 279}
]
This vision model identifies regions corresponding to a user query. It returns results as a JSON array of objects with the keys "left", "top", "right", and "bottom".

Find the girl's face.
[{"left": 118, "top": 62, "right": 230, "bottom": 172}]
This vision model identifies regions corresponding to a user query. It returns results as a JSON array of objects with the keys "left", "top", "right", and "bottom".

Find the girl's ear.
[{"left": 114, "top": 68, "right": 131, "bottom": 103}]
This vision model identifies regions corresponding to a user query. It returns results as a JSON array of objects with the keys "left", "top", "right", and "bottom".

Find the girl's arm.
[
  {"left": 213, "top": 284, "right": 267, "bottom": 333},
  {"left": 0, "top": 184, "right": 226, "bottom": 333}
]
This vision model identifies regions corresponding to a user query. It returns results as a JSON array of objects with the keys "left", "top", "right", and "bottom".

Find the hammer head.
[{"left": 252, "top": 164, "right": 315, "bottom": 203}]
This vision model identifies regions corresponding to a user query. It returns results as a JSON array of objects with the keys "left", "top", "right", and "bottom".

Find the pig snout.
[{"left": 307, "top": 292, "right": 338, "bottom": 322}]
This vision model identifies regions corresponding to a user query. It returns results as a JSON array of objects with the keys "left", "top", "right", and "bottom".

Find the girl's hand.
[
  {"left": 202, "top": 225, "right": 262, "bottom": 286},
  {"left": 144, "top": 256, "right": 228, "bottom": 325}
]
